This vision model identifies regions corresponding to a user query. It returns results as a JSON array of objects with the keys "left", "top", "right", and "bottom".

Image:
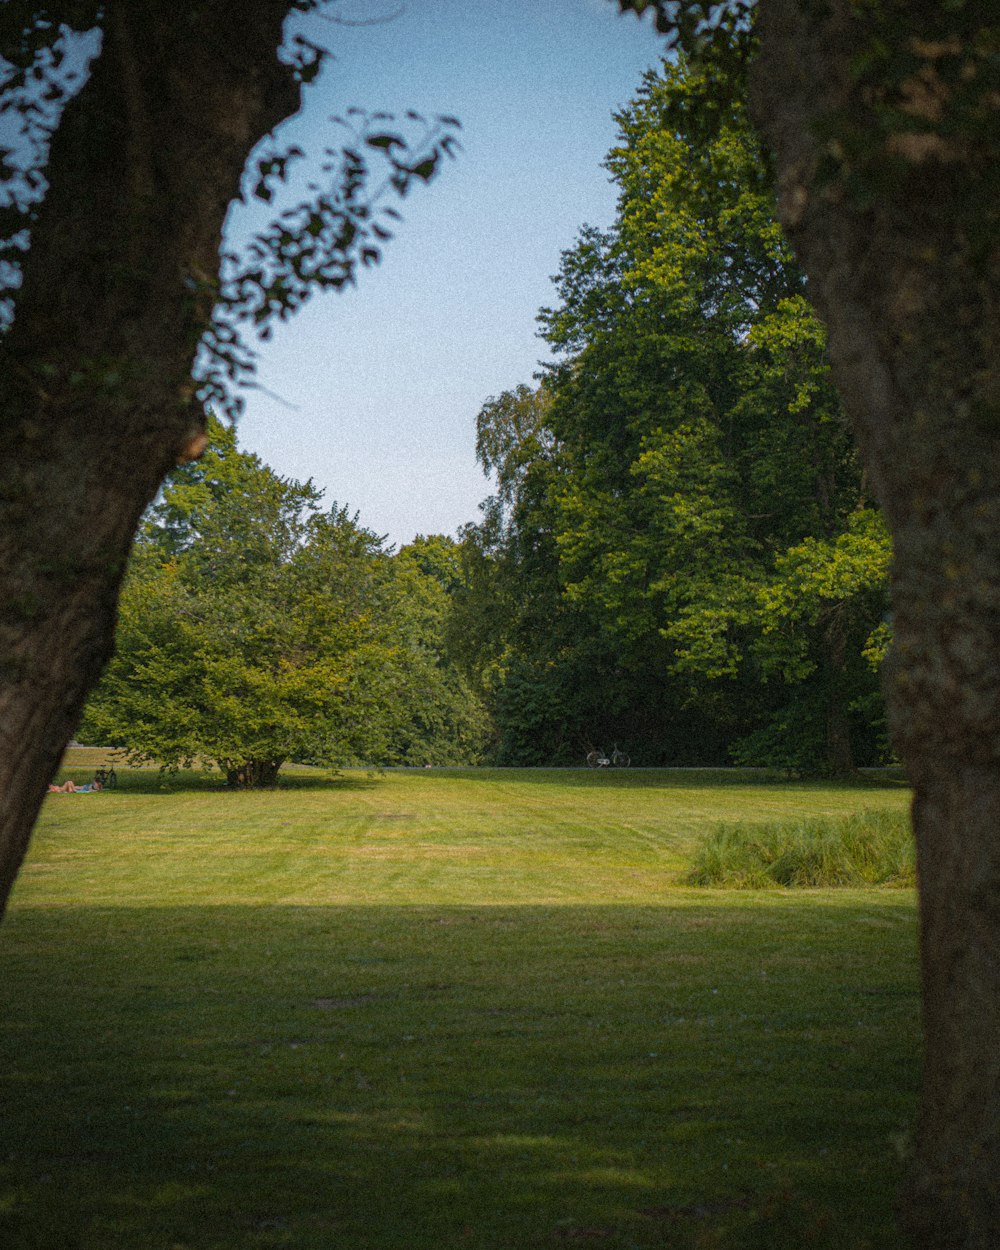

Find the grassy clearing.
[
  {"left": 0, "top": 766, "right": 918, "bottom": 1249},
  {"left": 686, "top": 809, "right": 915, "bottom": 889}
]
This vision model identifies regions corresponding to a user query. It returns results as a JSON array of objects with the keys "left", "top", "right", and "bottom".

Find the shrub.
[{"left": 685, "top": 808, "right": 914, "bottom": 888}]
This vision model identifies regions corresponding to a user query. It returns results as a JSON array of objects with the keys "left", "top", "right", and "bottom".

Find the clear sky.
[{"left": 233, "top": 0, "right": 665, "bottom": 547}]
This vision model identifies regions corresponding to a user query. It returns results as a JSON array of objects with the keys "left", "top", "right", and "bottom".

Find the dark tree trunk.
[
  {"left": 823, "top": 609, "right": 855, "bottom": 777},
  {"left": 823, "top": 682, "right": 855, "bottom": 779},
  {"left": 0, "top": 2, "right": 299, "bottom": 915},
  {"left": 225, "top": 759, "right": 285, "bottom": 788},
  {"left": 752, "top": 4, "right": 1000, "bottom": 1244}
]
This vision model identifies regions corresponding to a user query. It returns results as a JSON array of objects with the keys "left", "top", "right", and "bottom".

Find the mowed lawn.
[{"left": 0, "top": 765, "right": 919, "bottom": 1249}]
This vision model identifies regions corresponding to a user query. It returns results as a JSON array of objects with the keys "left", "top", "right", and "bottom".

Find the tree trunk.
[
  {"left": 824, "top": 684, "right": 854, "bottom": 779},
  {"left": 225, "top": 759, "right": 285, "bottom": 788},
  {"left": 752, "top": 4, "right": 1000, "bottom": 1244},
  {"left": 823, "top": 609, "right": 855, "bottom": 777},
  {"left": 0, "top": 2, "right": 299, "bottom": 915}
]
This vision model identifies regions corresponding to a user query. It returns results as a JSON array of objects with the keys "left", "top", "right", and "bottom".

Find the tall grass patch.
[{"left": 686, "top": 808, "right": 915, "bottom": 888}]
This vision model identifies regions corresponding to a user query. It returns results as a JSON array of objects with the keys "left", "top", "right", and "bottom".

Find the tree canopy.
[
  {"left": 457, "top": 54, "right": 891, "bottom": 774},
  {"left": 81, "top": 422, "right": 487, "bottom": 782}
]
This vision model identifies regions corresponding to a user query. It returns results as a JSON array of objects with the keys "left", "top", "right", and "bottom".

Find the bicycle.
[{"left": 586, "top": 743, "right": 630, "bottom": 768}]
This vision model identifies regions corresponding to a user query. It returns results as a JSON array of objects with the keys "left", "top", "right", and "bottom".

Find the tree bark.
[
  {"left": 0, "top": 2, "right": 299, "bottom": 914},
  {"left": 225, "top": 759, "right": 285, "bottom": 788},
  {"left": 751, "top": 4, "right": 1000, "bottom": 1245}
]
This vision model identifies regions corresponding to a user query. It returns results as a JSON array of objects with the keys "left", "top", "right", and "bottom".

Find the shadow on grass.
[
  {"left": 60, "top": 764, "right": 911, "bottom": 797},
  {"left": 60, "top": 770, "right": 385, "bottom": 797},
  {"left": 0, "top": 901, "right": 919, "bottom": 1250},
  {"left": 388, "top": 767, "right": 911, "bottom": 791}
]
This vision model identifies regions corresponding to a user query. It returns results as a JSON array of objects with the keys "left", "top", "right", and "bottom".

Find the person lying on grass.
[{"left": 47, "top": 779, "right": 102, "bottom": 793}]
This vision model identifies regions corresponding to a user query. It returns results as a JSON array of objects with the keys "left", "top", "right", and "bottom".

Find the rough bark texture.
[
  {"left": 0, "top": 2, "right": 299, "bottom": 913},
  {"left": 751, "top": 4, "right": 1000, "bottom": 1245}
]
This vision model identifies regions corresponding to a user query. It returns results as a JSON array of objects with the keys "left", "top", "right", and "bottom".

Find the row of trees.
[
  {"left": 91, "top": 57, "right": 893, "bottom": 782},
  {"left": 449, "top": 56, "right": 892, "bottom": 774},
  {"left": 81, "top": 421, "right": 487, "bottom": 782}
]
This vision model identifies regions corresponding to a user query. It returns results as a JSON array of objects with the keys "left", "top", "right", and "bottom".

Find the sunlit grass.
[{"left": 0, "top": 766, "right": 918, "bottom": 1249}]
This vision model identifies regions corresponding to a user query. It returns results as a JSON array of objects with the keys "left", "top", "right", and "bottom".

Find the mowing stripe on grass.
[{"left": 1, "top": 767, "right": 919, "bottom": 1250}]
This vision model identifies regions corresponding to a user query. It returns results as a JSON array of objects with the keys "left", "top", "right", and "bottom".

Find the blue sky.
[{"left": 233, "top": 0, "right": 665, "bottom": 547}]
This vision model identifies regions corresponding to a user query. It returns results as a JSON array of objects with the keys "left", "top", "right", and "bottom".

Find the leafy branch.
[{"left": 196, "top": 107, "right": 461, "bottom": 418}]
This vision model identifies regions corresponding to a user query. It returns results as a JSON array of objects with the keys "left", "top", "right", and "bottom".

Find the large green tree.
[
  {"left": 458, "top": 382, "right": 728, "bottom": 766},
  {"left": 461, "top": 56, "right": 889, "bottom": 773},
  {"left": 536, "top": 55, "right": 889, "bottom": 774},
  {"left": 81, "top": 424, "right": 487, "bottom": 781}
]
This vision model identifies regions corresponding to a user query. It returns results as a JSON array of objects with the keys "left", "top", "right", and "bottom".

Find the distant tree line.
[
  {"left": 447, "top": 56, "right": 891, "bottom": 774},
  {"left": 84, "top": 57, "right": 891, "bottom": 782}
]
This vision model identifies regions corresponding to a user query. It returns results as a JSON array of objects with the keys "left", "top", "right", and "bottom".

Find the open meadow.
[{"left": 0, "top": 763, "right": 919, "bottom": 1249}]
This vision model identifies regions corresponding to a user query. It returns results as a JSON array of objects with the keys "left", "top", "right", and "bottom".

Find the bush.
[{"left": 685, "top": 808, "right": 914, "bottom": 888}]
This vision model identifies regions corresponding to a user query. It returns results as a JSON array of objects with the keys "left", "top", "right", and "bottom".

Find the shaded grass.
[
  {"left": 1, "top": 769, "right": 919, "bottom": 1249},
  {"left": 686, "top": 810, "right": 916, "bottom": 889}
]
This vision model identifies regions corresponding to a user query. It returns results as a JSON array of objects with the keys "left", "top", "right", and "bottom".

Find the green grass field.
[{"left": 0, "top": 764, "right": 919, "bottom": 1249}]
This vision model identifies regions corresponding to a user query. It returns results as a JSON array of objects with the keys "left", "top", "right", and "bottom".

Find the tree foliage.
[
  {"left": 81, "top": 423, "right": 487, "bottom": 782},
  {"left": 459, "top": 54, "right": 890, "bottom": 773},
  {"left": 0, "top": 5, "right": 461, "bottom": 416}
]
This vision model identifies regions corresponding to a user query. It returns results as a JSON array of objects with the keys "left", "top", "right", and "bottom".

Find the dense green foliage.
[
  {"left": 81, "top": 423, "right": 486, "bottom": 782},
  {"left": 80, "top": 57, "right": 893, "bottom": 779},
  {"left": 456, "top": 56, "right": 891, "bottom": 772}
]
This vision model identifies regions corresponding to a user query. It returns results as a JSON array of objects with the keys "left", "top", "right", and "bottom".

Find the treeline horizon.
[{"left": 84, "top": 54, "right": 892, "bottom": 781}]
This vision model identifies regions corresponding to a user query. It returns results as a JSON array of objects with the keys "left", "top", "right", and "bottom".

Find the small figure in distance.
[{"left": 47, "top": 778, "right": 102, "bottom": 793}]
